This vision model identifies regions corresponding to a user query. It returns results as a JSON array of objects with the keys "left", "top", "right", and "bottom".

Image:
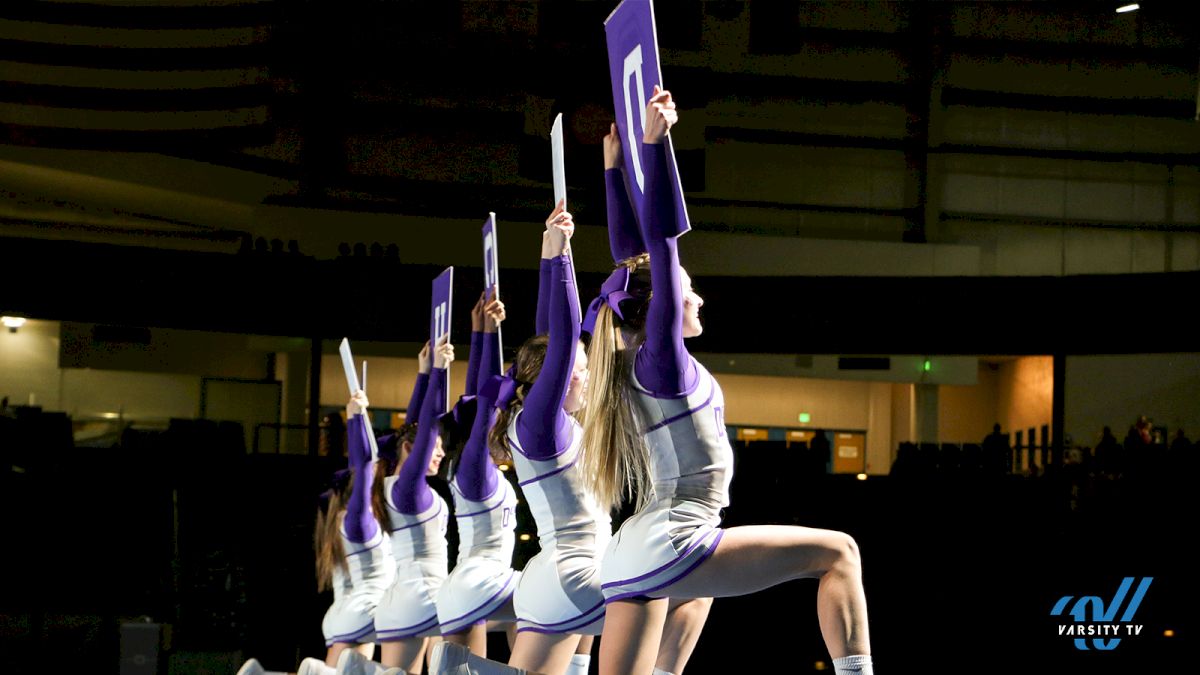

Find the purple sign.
[
  {"left": 481, "top": 213, "right": 503, "bottom": 367},
  {"left": 431, "top": 266, "right": 454, "bottom": 411},
  {"left": 604, "top": 0, "right": 691, "bottom": 237},
  {"left": 482, "top": 213, "right": 499, "bottom": 297}
]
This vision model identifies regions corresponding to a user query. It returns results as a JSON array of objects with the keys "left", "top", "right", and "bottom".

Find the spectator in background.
[
  {"left": 1170, "top": 428, "right": 1190, "bottom": 454},
  {"left": 982, "top": 423, "right": 1010, "bottom": 475},
  {"left": 810, "top": 429, "right": 832, "bottom": 475},
  {"left": 1094, "top": 426, "right": 1119, "bottom": 476}
]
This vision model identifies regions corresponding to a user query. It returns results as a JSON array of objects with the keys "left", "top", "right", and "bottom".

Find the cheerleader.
[
  {"left": 585, "top": 87, "right": 874, "bottom": 675},
  {"left": 237, "top": 392, "right": 394, "bottom": 675},
  {"left": 374, "top": 339, "right": 453, "bottom": 673},
  {"left": 435, "top": 291, "right": 521, "bottom": 654}
]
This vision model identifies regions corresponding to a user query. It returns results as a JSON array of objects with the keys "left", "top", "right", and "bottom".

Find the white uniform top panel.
[
  {"left": 383, "top": 475, "right": 449, "bottom": 566},
  {"left": 332, "top": 520, "right": 395, "bottom": 603},
  {"left": 507, "top": 411, "right": 612, "bottom": 555},
  {"left": 631, "top": 355, "right": 734, "bottom": 512},
  {"left": 451, "top": 473, "right": 518, "bottom": 565}
]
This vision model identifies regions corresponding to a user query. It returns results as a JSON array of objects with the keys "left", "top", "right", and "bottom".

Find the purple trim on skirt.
[
  {"left": 515, "top": 603, "right": 605, "bottom": 635},
  {"left": 438, "top": 569, "right": 518, "bottom": 630},
  {"left": 600, "top": 528, "right": 717, "bottom": 589},
  {"left": 325, "top": 620, "right": 374, "bottom": 646},
  {"left": 517, "top": 598, "right": 605, "bottom": 630},
  {"left": 376, "top": 615, "right": 439, "bottom": 641},
  {"left": 603, "top": 529, "right": 725, "bottom": 604},
  {"left": 643, "top": 387, "right": 714, "bottom": 434}
]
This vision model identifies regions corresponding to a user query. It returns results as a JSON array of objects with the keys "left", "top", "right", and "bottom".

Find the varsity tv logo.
[{"left": 1050, "top": 577, "right": 1153, "bottom": 650}]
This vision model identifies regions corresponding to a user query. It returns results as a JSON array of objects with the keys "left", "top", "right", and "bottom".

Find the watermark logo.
[{"left": 1050, "top": 577, "right": 1153, "bottom": 650}]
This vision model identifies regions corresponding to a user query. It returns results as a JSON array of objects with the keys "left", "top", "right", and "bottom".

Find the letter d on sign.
[{"left": 623, "top": 44, "right": 646, "bottom": 191}]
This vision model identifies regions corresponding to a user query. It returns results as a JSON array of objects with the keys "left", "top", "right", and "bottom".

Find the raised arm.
[
  {"left": 479, "top": 289, "right": 505, "bottom": 381},
  {"left": 407, "top": 340, "right": 431, "bottom": 421},
  {"left": 634, "top": 87, "right": 697, "bottom": 396},
  {"left": 456, "top": 399, "right": 500, "bottom": 502},
  {"left": 536, "top": 201, "right": 568, "bottom": 335},
  {"left": 463, "top": 293, "right": 487, "bottom": 393},
  {"left": 604, "top": 122, "right": 642, "bottom": 263},
  {"left": 344, "top": 392, "right": 378, "bottom": 543},
  {"left": 393, "top": 339, "right": 452, "bottom": 513},
  {"left": 456, "top": 295, "right": 506, "bottom": 500},
  {"left": 516, "top": 220, "right": 580, "bottom": 460}
]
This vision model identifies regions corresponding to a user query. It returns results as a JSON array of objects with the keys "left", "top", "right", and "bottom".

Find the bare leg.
[
  {"left": 382, "top": 637, "right": 429, "bottom": 673},
  {"left": 444, "top": 624, "right": 488, "bottom": 656},
  {"left": 424, "top": 636, "right": 442, "bottom": 673},
  {"left": 661, "top": 525, "right": 870, "bottom": 658},
  {"left": 508, "top": 631, "right": 583, "bottom": 675},
  {"left": 654, "top": 597, "right": 711, "bottom": 674},
  {"left": 575, "top": 636, "right": 593, "bottom": 655},
  {"left": 598, "top": 598, "right": 669, "bottom": 675},
  {"left": 325, "top": 642, "right": 354, "bottom": 667},
  {"left": 505, "top": 623, "right": 517, "bottom": 652}
]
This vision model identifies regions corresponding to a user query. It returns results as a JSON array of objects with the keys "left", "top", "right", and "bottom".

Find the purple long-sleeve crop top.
[
  {"left": 633, "top": 142, "right": 699, "bottom": 397},
  {"left": 391, "top": 366, "right": 445, "bottom": 514},
  {"left": 514, "top": 254, "right": 580, "bottom": 461},
  {"left": 343, "top": 415, "right": 379, "bottom": 543}
]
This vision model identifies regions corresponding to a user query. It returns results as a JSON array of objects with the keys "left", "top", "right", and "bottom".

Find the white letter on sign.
[
  {"left": 622, "top": 44, "right": 646, "bottom": 191},
  {"left": 434, "top": 302, "right": 447, "bottom": 342},
  {"left": 483, "top": 232, "right": 496, "bottom": 287}
]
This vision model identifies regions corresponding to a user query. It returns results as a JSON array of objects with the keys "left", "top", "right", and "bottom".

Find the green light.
[
  {"left": 923, "top": 359, "right": 931, "bottom": 372},
  {"left": 798, "top": 412, "right": 811, "bottom": 424}
]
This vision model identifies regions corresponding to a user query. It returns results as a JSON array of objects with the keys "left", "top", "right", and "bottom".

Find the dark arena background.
[{"left": 0, "top": 1, "right": 1195, "bottom": 673}]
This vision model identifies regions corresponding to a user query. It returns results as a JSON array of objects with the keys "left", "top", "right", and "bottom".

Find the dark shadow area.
[{"left": 1, "top": 413, "right": 1192, "bottom": 673}]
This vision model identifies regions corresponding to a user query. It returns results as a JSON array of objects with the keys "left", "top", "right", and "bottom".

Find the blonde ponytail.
[{"left": 580, "top": 302, "right": 654, "bottom": 514}]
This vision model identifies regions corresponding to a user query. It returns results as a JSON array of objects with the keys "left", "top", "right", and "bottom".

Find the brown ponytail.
[
  {"left": 314, "top": 465, "right": 391, "bottom": 592},
  {"left": 487, "top": 334, "right": 550, "bottom": 462}
]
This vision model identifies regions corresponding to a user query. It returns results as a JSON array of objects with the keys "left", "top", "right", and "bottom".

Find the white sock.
[
  {"left": 564, "top": 653, "right": 590, "bottom": 675},
  {"left": 832, "top": 654, "right": 873, "bottom": 675},
  {"left": 652, "top": 668, "right": 675, "bottom": 675},
  {"left": 313, "top": 664, "right": 336, "bottom": 675}
]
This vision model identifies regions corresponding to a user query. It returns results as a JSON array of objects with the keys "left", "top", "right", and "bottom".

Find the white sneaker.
[
  {"left": 298, "top": 657, "right": 334, "bottom": 675},
  {"left": 335, "top": 649, "right": 389, "bottom": 675},
  {"left": 428, "top": 642, "right": 527, "bottom": 675},
  {"left": 236, "top": 658, "right": 265, "bottom": 675}
]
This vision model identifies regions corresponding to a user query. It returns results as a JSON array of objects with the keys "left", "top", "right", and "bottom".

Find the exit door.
[{"left": 832, "top": 432, "right": 866, "bottom": 474}]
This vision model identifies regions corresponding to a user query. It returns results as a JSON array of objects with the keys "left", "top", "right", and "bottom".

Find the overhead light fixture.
[
  {"left": 1116, "top": 3, "right": 1139, "bottom": 12},
  {"left": 2, "top": 316, "right": 27, "bottom": 333}
]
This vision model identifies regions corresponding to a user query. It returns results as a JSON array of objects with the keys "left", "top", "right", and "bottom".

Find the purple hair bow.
[
  {"left": 582, "top": 266, "right": 633, "bottom": 334},
  {"left": 440, "top": 394, "right": 479, "bottom": 430},
  {"left": 481, "top": 373, "right": 520, "bottom": 409}
]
